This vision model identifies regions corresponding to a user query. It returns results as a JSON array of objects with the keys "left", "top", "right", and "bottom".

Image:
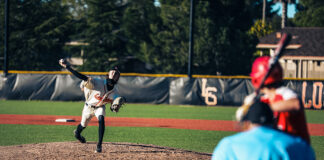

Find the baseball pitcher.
[{"left": 59, "top": 59, "right": 126, "bottom": 153}]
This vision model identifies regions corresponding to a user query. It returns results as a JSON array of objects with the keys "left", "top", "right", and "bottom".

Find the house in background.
[
  {"left": 257, "top": 27, "right": 324, "bottom": 79},
  {"left": 64, "top": 41, "right": 153, "bottom": 73},
  {"left": 65, "top": 41, "right": 89, "bottom": 66}
]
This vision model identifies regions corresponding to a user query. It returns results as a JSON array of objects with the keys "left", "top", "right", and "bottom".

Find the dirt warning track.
[{"left": 0, "top": 114, "right": 324, "bottom": 136}]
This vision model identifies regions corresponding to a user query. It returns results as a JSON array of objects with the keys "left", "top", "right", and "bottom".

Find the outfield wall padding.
[{"left": 0, "top": 74, "right": 323, "bottom": 109}]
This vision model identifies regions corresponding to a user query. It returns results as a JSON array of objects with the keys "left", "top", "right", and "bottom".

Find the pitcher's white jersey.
[{"left": 80, "top": 78, "right": 118, "bottom": 107}]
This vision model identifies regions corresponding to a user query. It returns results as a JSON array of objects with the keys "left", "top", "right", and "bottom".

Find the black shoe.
[
  {"left": 73, "top": 129, "right": 86, "bottom": 143},
  {"left": 95, "top": 144, "right": 102, "bottom": 153}
]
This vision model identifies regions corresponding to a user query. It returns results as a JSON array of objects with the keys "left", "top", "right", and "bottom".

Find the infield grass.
[
  {"left": 0, "top": 100, "right": 238, "bottom": 120},
  {"left": 0, "top": 100, "right": 323, "bottom": 158}
]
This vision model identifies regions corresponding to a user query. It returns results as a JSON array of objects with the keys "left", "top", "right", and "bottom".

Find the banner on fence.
[{"left": 0, "top": 74, "right": 323, "bottom": 109}]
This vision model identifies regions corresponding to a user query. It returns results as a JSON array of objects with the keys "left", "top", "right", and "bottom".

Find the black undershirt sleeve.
[{"left": 66, "top": 66, "right": 88, "bottom": 81}]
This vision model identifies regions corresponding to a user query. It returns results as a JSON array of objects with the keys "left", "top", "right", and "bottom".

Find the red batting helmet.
[{"left": 250, "top": 56, "right": 283, "bottom": 88}]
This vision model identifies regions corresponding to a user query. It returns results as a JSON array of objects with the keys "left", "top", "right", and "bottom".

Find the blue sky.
[
  {"left": 272, "top": 1, "right": 298, "bottom": 18},
  {"left": 154, "top": 0, "right": 298, "bottom": 18}
]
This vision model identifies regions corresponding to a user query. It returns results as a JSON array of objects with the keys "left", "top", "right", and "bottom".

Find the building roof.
[{"left": 257, "top": 27, "right": 324, "bottom": 57}]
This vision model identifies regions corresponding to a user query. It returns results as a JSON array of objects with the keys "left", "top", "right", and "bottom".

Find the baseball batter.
[
  {"left": 240, "top": 56, "right": 310, "bottom": 143},
  {"left": 59, "top": 59, "right": 125, "bottom": 153}
]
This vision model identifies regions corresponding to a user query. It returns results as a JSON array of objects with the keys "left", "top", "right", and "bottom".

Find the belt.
[{"left": 86, "top": 103, "right": 97, "bottom": 108}]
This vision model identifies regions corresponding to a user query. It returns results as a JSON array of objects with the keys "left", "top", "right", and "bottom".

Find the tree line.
[{"left": 0, "top": 0, "right": 323, "bottom": 75}]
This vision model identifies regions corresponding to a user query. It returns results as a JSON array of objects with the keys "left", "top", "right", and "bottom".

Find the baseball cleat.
[
  {"left": 95, "top": 144, "right": 102, "bottom": 153},
  {"left": 73, "top": 129, "right": 86, "bottom": 143}
]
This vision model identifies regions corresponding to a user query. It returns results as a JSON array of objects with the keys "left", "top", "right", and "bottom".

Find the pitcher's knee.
[{"left": 98, "top": 115, "right": 105, "bottom": 124}]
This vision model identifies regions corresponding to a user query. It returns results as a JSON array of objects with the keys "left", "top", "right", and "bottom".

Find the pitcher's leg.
[
  {"left": 74, "top": 124, "right": 86, "bottom": 143},
  {"left": 96, "top": 115, "right": 105, "bottom": 153},
  {"left": 94, "top": 106, "right": 106, "bottom": 153},
  {"left": 74, "top": 104, "right": 93, "bottom": 143}
]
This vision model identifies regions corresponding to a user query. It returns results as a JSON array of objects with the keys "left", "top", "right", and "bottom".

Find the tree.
[
  {"left": 120, "top": 0, "right": 160, "bottom": 72},
  {"left": 261, "top": 0, "right": 277, "bottom": 24},
  {"left": 139, "top": 0, "right": 261, "bottom": 75},
  {"left": 82, "top": 0, "right": 126, "bottom": 71},
  {"left": 139, "top": 0, "right": 191, "bottom": 74},
  {"left": 273, "top": 0, "right": 297, "bottom": 28},
  {"left": 249, "top": 20, "right": 274, "bottom": 38},
  {"left": 293, "top": 0, "right": 324, "bottom": 27},
  {"left": 249, "top": 20, "right": 274, "bottom": 57},
  {"left": 61, "top": 0, "right": 88, "bottom": 59},
  {"left": 263, "top": 0, "right": 267, "bottom": 24},
  {"left": 61, "top": 0, "right": 88, "bottom": 41},
  {"left": 210, "top": 0, "right": 259, "bottom": 75},
  {"left": 0, "top": 0, "right": 72, "bottom": 71},
  {"left": 62, "top": 0, "right": 88, "bottom": 20}
]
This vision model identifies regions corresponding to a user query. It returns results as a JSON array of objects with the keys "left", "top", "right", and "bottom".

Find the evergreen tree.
[
  {"left": 82, "top": 0, "right": 126, "bottom": 71},
  {"left": 62, "top": 0, "right": 88, "bottom": 20},
  {"left": 120, "top": 0, "right": 160, "bottom": 72},
  {"left": 140, "top": 0, "right": 261, "bottom": 75},
  {"left": 293, "top": 0, "right": 324, "bottom": 27},
  {"left": 62, "top": 0, "right": 88, "bottom": 59},
  {"left": 140, "top": 0, "right": 189, "bottom": 74},
  {"left": 0, "top": 0, "right": 72, "bottom": 71},
  {"left": 62, "top": 0, "right": 88, "bottom": 41},
  {"left": 209, "top": 0, "right": 258, "bottom": 75}
]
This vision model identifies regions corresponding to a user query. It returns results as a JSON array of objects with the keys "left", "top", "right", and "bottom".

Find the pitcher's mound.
[{"left": 0, "top": 142, "right": 212, "bottom": 160}]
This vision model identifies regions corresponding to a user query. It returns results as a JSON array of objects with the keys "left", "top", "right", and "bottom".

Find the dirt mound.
[{"left": 0, "top": 142, "right": 212, "bottom": 160}]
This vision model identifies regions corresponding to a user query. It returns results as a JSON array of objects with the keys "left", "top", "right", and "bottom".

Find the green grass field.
[{"left": 0, "top": 100, "right": 323, "bottom": 158}]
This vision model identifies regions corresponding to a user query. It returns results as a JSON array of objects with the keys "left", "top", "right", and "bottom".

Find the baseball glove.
[{"left": 110, "top": 97, "right": 126, "bottom": 113}]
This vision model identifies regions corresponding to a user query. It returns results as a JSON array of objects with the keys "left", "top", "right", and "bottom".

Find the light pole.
[
  {"left": 188, "top": 0, "right": 195, "bottom": 78},
  {"left": 4, "top": 0, "right": 9, "bottom": 76}
]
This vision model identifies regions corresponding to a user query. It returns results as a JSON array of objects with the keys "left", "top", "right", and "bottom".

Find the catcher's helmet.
[{"left": 250, "top": 56, "right": 283, "bottom": 88}]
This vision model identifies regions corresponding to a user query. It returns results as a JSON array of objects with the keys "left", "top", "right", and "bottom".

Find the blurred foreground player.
[
  {"left": 212, "top": 100, "right": 315, "bottom": 160},
  {"left": 247, "top": 56, "right": 310, "bottom": 143},
  {"left": 59, "top": 59, "right": 125, "bottom": 153}
]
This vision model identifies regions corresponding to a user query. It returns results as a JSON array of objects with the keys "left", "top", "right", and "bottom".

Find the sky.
[
  {"left": 154, "top": 0, "right": 298, "bottom": 18},
  {"left": 154, "top": 0, "right": 161, "bottom": 7},
  {"left": 272, "top": 2, "right": 298, "bottom": 18}
]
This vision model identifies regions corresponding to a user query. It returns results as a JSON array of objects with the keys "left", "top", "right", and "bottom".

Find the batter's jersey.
[
  {"left": 260, "top": 86, "right": 311, "bottom": 143},
  {"left": 80, "top": 78, "right": 119, "bottom": 107},
  {"left": 212, "top": 126, "right": 315, "bottom": 160}
]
